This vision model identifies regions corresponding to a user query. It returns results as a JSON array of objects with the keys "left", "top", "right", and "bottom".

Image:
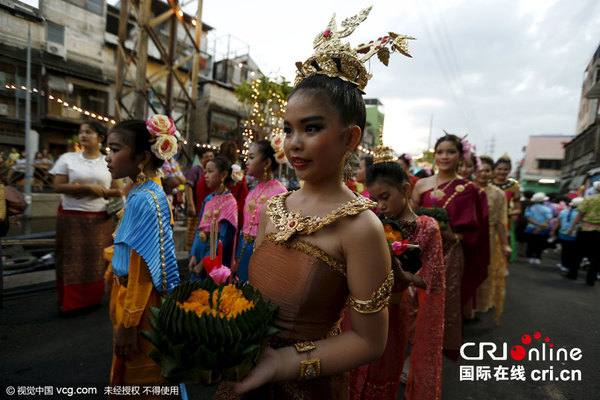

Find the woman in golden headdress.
[{"left": 216, "top": 6, "right": 414, "bottom": 399}]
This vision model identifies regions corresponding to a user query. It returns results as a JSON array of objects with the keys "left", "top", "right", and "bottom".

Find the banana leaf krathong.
[
  {"left": 141, "top": 279, "right": 279, "bottom": 385},
  {"left": 415, "top": 207, "right": 450, "bottom": 231}
]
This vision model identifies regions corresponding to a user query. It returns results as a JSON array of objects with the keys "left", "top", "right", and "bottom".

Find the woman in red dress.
[{"left": 412, "top": 133, "right": 489, "bottom": 360}]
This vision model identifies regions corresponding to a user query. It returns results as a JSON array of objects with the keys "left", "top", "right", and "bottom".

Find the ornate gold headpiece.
[
  {"left": 373, "top": 126, "right": 395, "bottom": 164},
  {"left": 294, "top": 6, "right": 415, "bottom": 92}
]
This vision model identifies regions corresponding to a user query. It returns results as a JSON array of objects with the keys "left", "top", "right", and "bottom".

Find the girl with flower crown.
[
  {"left": 188, "top": 156, "right": 238, "bottom": 280},
  {"left": 348, "top": 160, "right": 445, "bottom": 400},
  {"left": 412, "top": 133, "right": 489, "bottom": 360},
  {"left": 234, "top": 139, "right": 287, "bottom": 282},
  {"left": 103, "top": 116, "right": 181, "bottom": 388}
]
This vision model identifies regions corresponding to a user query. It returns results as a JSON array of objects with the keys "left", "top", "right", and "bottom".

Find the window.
[
  {"left": 538, "top": 159, "right": 562, "bottom": 170},
  {"left": 46, "top": 22, "right": 64, "bottom": 45},
  {"left": 86, "top": 0, "right": 103, "bottom": 15},
  {"left": 64, "top": 0, "right": 104, "bottom": 16}
]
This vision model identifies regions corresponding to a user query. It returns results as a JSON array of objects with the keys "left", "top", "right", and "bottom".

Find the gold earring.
[
  {"left": 136, "top": 162, "right": 148, "bottom": 183},
  {"left": 342, "top": 151, "right": 353, "bottom": 181},
  {"left": 219, "top": 178, "right": 225, "bottom": 193},
  {"left": 263, "top": 165, "right": 270, "bottom": 181}
]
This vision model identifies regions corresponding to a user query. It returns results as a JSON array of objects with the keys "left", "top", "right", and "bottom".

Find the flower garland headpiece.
[
  {"left": 294, "top": 6, "right": 415, "bottom": 92},
  {"left": 146, "top": 114, "right": 179, "bottom": 160}
]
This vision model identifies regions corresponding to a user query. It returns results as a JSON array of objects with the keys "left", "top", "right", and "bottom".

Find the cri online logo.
[{"left": 460, "top": 331, "right": 582, "bottom": 362}]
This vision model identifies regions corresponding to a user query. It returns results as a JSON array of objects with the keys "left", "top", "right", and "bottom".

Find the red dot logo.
[
  {"left": 522, "top": 334, "right": 531, "bottom": 345},
  {"left": 534, "top": 332, "right": 541, "bottom": 339},
  {"left": 544, "top": 337, "right": 550, "bottom": 342},
  {"left": 511, "top": 345, "right": 526, "bottom": 361}
]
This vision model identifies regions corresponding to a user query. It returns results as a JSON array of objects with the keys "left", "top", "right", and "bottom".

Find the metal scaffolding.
[{"left": 113, "top": 0, "right": 204, "bottom": 141}]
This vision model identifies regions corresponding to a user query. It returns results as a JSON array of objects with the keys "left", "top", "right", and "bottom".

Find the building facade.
[
  {"left": 520, "top": 134, "right": 573, "bottom": 194},
  {"left": 561, "top": 42, "right": 600, "bottom": 192},
  {"left": 0, "top": 0, "right": 255, "bottom": 163}
]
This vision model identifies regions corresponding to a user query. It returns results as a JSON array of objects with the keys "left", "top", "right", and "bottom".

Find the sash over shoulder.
[{"left": 113, "top": 181, "right": 179, "bottom": 293}]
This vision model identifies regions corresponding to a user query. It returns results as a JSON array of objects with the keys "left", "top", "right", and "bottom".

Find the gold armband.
[
  {"left": 295, "top": 341, "right": 320, "bottom": 380},
  {"left": 348, "top": 270, "right": 394, "bottom": 314}
]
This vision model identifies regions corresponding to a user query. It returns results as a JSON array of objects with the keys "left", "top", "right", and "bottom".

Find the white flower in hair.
[
  {"left": 146, "top": 114, "right": 178, "bottom": 160},
  {"left": 231, "top": 164, "right": 244, "bottom": 183}
]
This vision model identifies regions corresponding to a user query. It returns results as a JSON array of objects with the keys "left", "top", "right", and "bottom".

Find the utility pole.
[{"left": 24, "top": 25, "right": 32, "bottom": 218}]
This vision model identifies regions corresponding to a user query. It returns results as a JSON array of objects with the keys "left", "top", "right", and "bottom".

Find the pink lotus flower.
[
  {"left": 391, "top": 240, "right": 409, "bottom": 256},
  {"left": 209, "top": 265, "right": 231, "bottom": 284}
]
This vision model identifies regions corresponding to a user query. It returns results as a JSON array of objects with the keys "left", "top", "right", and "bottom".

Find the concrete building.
[
  {"left": 519, "top": 134, "right": 574, "bottom": 194},
  {"left": 364, "top": 98, "right": 383, "bottom": 150},
  {"left": 0, "top": 0, "right": 258, "bottom": 162},
  {"left": 561, "top": 42, "right": 600, "bottom": 192}
]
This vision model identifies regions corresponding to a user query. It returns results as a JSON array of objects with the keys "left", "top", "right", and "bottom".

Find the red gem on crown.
[
  {"left": 289, "top": 221, "right": 296, "bottom": 227},
  {"left": 323, "top": 30, "right": 331, "bottom": 38}
]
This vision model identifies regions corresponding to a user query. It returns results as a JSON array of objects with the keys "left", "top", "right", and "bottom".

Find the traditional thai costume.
[
  {"left": 492, "top": 178, "right": 520, "bottom": 262},
  {"left": 215, "top": 192, "right": 391, "bottom": 400},
  {"left": 420, "top": 178, "right": 489, "bottom": 359},
  {"left": 105, "top": 177, "right": 180, "bottom": 387},
  {"left": 190, "top": 191, "right": 238, "bottom": 280},
  {"left": 476, "top": 184, "right": 508, "bottom": 325},
  {"left": 235, "top": 179, "right": 287, "bottom": 282},
  {"left": 49, "top": 151, "right": 114, "bottom": 312},
  {"left": 195, "top": 174, "right": 248, "bottom": 230},
  {"left": 349, "top": 215, "right": 445, "bottom": 400}
]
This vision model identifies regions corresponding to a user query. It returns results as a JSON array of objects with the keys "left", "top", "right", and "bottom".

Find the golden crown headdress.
[
  {"left": 373, "top": 126, "right": 395, "bottom": 164},
  {"left": 294, "top": 6, "right": 415, "bottom": 92}
]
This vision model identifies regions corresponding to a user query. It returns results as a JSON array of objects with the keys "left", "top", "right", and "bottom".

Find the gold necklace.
[
  {"left": 202, "top": 191, "right": 230, "bottom": 222},
  {"left": 267, "top": 191, "right": 376, "bottom": 243},
  {"left": 432, "top": 174, "right": 458, "bottom": 201},
  {"left": 244, "top": 179, "right": 278, "bottom": 235}
]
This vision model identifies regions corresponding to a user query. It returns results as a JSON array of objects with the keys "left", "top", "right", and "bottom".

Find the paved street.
[{"left": 1, "top": 250, "right": 598, "bottom": 399}]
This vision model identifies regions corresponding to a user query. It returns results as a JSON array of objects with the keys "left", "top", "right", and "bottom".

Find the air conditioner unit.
[
  {"left": 0, "top": 103, "right": 8, "bottom": 116},
  {"left": 43, "top": 42, "right": 67, "bottom": 60}
]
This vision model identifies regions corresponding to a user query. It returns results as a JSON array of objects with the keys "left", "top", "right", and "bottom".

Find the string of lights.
[{"left": 3, "top": 83, "right": 116, "bottom": 125}]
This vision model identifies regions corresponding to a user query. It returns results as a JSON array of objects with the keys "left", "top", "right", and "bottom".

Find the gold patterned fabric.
[{"left": 476, "top": 185, "right": 508, "bottom": 324}]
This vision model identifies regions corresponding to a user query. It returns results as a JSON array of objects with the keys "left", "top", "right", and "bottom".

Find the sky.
[{"left": 197, "top": 0, "right": 600, "bottom": 163}]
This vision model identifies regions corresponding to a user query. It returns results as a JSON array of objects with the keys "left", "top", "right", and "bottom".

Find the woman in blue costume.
[
  {"left": 234, "top": 140, "right": 287, "bottom": 282},
  {"left": 104, "top": 116, "right": 183, "bottom": 397},
  {"left": 188, "top": 156, "right": 238, "bottom": 280}
]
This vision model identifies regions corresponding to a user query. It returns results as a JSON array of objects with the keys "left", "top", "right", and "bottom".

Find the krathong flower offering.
[
  {"left": 141, "top": 279, "right": 279, "bottom": 385},
  {"left": 415, "top": 207, "right": 449, "bottom": 231},
  {"left": 380, "top": 216, "right": 422, "bottom": 274}
]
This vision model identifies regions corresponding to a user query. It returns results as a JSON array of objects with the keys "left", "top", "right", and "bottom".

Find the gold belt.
[{"left": 243, "top": 234, "right": 256, "bottom": 243}]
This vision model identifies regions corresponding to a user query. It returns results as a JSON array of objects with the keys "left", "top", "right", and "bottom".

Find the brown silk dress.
[{"left": 215, "top": 235, "right": 350, "bottom": 400}]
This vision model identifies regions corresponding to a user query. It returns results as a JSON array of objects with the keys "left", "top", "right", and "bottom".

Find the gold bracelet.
[
  {"left": 295, "top": 341, "right": 320, "bottom": 380},
  {"left": 299, "top": 358, "right": 321, "bottom": 380},
  {"left": 454, "top": 233, "right": 461, "bottom": 244},
  {"left": 408, "top": 275, "right": 415, "bottom": 287}
]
